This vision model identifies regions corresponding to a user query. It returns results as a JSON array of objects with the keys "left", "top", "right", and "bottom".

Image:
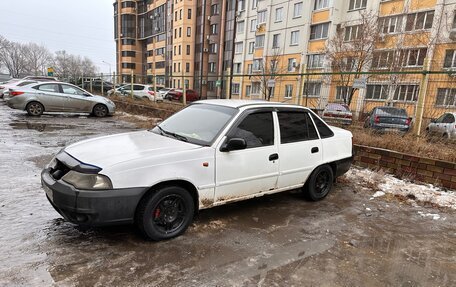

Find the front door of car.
[
  {"left": 442, "top": 114, "right": 455, "bottom": 135},
  {"left": 215, "top": 110, "right": 279, "bottom": 202},
  {"left": 60, "top": 84, "right": 93, "bottom": 112},
  {"left": 276, "top": 110, "right": 323, "bottom": 189},
  {"left": 34, "top": 83, "right": 66, "bottom": 111}
]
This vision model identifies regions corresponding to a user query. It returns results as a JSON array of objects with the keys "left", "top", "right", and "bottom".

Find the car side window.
[
  {"left": 36, "top": 84, "right": 60, "bottom": 93},
  {"left": 229, "top": 112, "right": 274, "bottom": 149},
  {"left": 133, "top": 85, "right": 144, "bottom": 90},
  {"left": 310, "top": 113, "right": 334, "bottom": 138},
  {"left": 278, "top": 111, "right": 319, "bottom": 144},
  {"left": 436, "top": 114, "right": 446, "bottom": 123},
  {"left": 61, "top": 85, "right": 85, "bottom": 95},
  {"left": 443, "top": 114, "right": 455, "bottom": 123}
]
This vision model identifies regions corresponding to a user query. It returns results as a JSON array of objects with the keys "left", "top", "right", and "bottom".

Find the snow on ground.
[
  {"left": 116, "top": 111, "right": 158, "bottom": 122},
  {"left": 344, "top": 168, "right": 456, "bottom": 210}
]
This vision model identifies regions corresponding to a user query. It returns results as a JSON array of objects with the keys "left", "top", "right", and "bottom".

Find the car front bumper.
[{"left": 41, "top": 168, "right": 146, "bottom": 226}]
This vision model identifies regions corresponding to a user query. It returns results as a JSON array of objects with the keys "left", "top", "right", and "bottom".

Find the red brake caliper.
[{"left": 154, "top": 208, "right": 161, "bottom": 219}]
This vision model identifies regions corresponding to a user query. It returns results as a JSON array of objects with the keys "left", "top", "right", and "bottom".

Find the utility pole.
[{"left": 413, "top": 59, "right": 430, "bottom": 136}]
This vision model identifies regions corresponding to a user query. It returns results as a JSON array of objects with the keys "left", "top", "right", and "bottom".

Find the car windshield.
[{"left": 152, "top": 104, "right": 238, "bottom": 146}]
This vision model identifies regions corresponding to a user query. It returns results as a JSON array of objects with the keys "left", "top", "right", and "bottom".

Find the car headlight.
[{"left": 62, "top": 171, "right": 113, "bottom": 190}]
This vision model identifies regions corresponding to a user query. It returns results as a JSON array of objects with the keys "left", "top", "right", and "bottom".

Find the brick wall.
[{"left": 354, "top": 145, "right": 456, "bottom": 190}]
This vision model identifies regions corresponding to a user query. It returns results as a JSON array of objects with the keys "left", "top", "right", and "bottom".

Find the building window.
[
  {"left": 303, "top": 82, "right": 322, "bottom": 97},
  {"left": 310, "top": 23, "right": 329, "bottom": 40},
  {"left": 365, "top": 85, "right": 388, "bottom": 100},
  {"left": 121, "top": 39, "right": 135, "bottom": 45},
  {"left": 285, "top": 85, "right": 293, "bottom": 98},
  {"left": 234, "top": 63, "right": 242, "bottom": 74},
  {"left": 186, "top": 62, "right": 190, "bottom": 73},
  {"left": 235, "top": 42, "right": 243, "bottom": 54},
  {"left": 237, "top": 21, "right": 245, "bottom": 34},
  {"left": 314, "top": 0, "right": 330, "bottom": 10},
  {"left": 253, "top": 59, "right": 263, "bottom": 71},
  {"left": 378, "top": 16, "right": 402, "bottom": 34},
  {"left": 336, "top": 86, "right": 351, "bottom": 101},
  {"left": 248, "top": 42, "right": 255, "bottom": 54},
  {"left": 250, "top": 19, "right": 257, "bottom": 32},
  {"left": 393, "top": 85, "right": 419, "bottom": 102},
  {"left": 186, "top": 45, "right": 190, "bottom": 55},
  {"left": 239, "top": 0, "right": 245, "bottom": 11},
  {"left": 251, "top": 82, "right": 261, "bottom": 94},
  {"left": 348, "top": 0, "right": 367, "bottom": 11},
  {"left": 371, "top": 51, "right": 394, "bottom": 69},
  {"left": 272, "top": 34, "right": 280, "bottom": 48},
  {"left": 255, "top": 35, "right": 265, "bottom": 48},
  {"left": 405, "top": 11, "right": 434, "bottom": 31},
  {"left": 290, "top": 31, "right": 299, "bottom": 45},
  {"left": 344, "top": 25, "right": 361, "bottom": 41},
  {"left": 121, "top": 51, "right": 136, "bottom": 57},
  {"left": 211, "top": 4, "right": 219, "bottom": 16},
  {"left": 155, "top": 61, "right": 165, "bottom": 69},
  {"left": 207, "top": 81, "right": 215, "bottom": 91},
  {"left": 258, "top": 10, "right": 267, "bottom": 24},
  {"left": 121, "top": 1, "right": 135, "bottom": 8},
  {"left": 210, "top": 24, "right": 218, "bottom": 35},
  {"left": 293, "top": 2, "right": 303, "bottom": 18},
  {"left": 307, "top": 54, "right": 325, "bottom": 68},
  {"left": 288, "top": 58, "right": 297, "bottom": 72},
  {"left": 444, "top": 50, "right": 456, "bottom": 68},
  {"left": 247, "top": 64, "right": 253, "bottom": 74},
  {"left": 453, "top": 11, "right": 456, "bottom": 29},
  {"left": 188, "top": 8, "right": 192, "bottom": 19},
  {"left": 251, "top": 0, "right": 258, "bottom": 10},
  {"left": 208, "top": 62, "right": 216, "bottom": 73},
  {"left": 245, "top": 85, "right": 251, "bottom": 97},
  {"left": 275, "top": 7, "right": 283, "bottom": 22},
  {"left": 436, "top": 88, "right": 456, "bottom": 107},
  {"left": 232, "top": 83, "right": 240, "bottom": 94},
  {"left": 399, "top": 48, "right": 427, "bottom": 67},
  {"left": 209, "top": 43, "right": 217, "bottom": 54},
  {"left": 187, "top": 27, "right": 191, "bottom": 37},
  {"left": 121, "top": 63, "right": 136, "bottom": 69}
]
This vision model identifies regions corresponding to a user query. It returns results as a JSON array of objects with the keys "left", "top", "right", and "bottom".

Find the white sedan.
[{"left": 41, "top": 100, "right": 353, "bottom": 240}]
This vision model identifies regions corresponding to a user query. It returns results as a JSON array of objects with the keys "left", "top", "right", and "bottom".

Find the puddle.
[{"left": 9, "top": 122, "right": 75, "bottom": 132}]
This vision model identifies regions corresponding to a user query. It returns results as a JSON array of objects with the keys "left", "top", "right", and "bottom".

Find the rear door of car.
[
  {"left": 442, "top": 114, "right": 455, "bottom": 135},
  {"left": 132, "top": 85, "right": 146, "bottom": 98},
  {"left": 276, "top": 108, "right": 322, "bottom": 189},
  {"left": 60, "top": 84, "right": 93, "bottom": 112},
  {"left": 34, "top": 83, "right": 66, "bottom": 111},
  {"left": 215, "top": 109, "right": 279, "bottom": 201}
]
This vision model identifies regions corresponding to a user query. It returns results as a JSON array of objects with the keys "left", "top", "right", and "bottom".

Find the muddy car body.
[{"left": 42, "top": 100, "right": 353, "bottom": 240}]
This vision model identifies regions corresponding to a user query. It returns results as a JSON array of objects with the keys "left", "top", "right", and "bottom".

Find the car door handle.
[
  {"left": 311, "top": 147, "right": 319, "bottom": 154},
  {"left": 269, "top": 153, "right": 279, "bottom": 161}
]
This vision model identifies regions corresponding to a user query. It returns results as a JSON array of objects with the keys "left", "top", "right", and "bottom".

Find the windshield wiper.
[{"left": 156, "top": 125, "right": 188, "bottom": 142}]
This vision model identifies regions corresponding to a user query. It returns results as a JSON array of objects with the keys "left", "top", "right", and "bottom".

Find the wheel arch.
[{"left": 25, "top": 100, "right": 45, "bottom": 112}]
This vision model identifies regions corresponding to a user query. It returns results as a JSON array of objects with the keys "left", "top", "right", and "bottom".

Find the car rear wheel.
[
  {"left": 92, "top": 104, "right": 108, "bottom": 117},
  {"left": 135, "top": 186, "right": 194, "bottom": 241},
  {"left": 26, "top": 101, "right": 44, "bottom": 116},
  {"left": 303, "top": 165, "right": 334, "bottom": 201}
]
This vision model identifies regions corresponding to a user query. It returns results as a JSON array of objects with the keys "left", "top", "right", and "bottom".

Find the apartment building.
[{"left": 114, "top": 0, "right": 237, "bottom": 99}]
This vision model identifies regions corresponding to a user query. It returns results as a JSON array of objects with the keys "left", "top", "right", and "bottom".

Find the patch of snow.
[
  {"left": 417, "top": 211, "right": 441, "bottom": 220},
  {"left": 365, "top": 207, "right": 372, "bottom": 211},
  {"left": 345, "top": 168, "right": 456, "bottom": 210}
]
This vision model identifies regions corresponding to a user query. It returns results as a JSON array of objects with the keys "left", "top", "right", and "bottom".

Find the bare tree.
[
  {"left": 23, "top": 43, "right": 52, "bottom": 76},
  {"left": 0, "top": 40, "right": 28, "bottom": 78},
  {"left": 326, "top": 10, "right": 379, "bottom": 106},
  {"left": 250, "top": 48, "right": 285, "bottom": 101}
]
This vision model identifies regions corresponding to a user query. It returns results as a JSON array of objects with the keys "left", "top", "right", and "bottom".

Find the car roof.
[{"left": 195, "top": 99, "right": 306, "bottom": 109}]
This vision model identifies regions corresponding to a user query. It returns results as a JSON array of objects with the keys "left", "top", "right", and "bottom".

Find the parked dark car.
[
  {"left": 321, "top": 103, "right": 353, "bottom": 125},
  {"left": 364, "top": 106, "right": 412, "bottom": 132},
  {"left": 166, "top": 89, "right": 199, "bottom": 102},
  {"left": 79, "top": 79, "right": 113, "bottom": 93}
]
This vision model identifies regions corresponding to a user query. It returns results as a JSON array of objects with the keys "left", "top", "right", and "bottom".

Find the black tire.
[
  {"left": 26, "top": 101, "right": 44, "bottom": 116},
  {"left": 135, "top": 186, "right": 194, "bottom": 241},
  {"left": 92, "top": 104, "right": 108, "bottom": 117},
  {"left": 303, "top": 165, "right": 334, "bottom": 201}
]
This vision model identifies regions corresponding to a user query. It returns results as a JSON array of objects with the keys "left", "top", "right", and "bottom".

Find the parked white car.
[
  {"left": 426, "top": 112, "right": 456, "bottom": 140},
  {"left": 0, "top": 79, "right": 37, "bottom": 98},
  {"left": 120, "top": 84, "right": 163, "bottom": 101},
  {"left": 41, "top": 100, "right": 353, "bottom": 240}
]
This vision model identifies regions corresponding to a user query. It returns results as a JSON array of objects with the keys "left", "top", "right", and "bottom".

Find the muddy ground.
[{"left": 0, "top": 103, "right": 454, "bottom": 286}]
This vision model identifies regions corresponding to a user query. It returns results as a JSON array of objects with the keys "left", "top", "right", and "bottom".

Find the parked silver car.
[
  {"left": 426, "top": 112, "right": 456, "bottom": 140},
  {"left": 321, "top": 103, "right": 353, "bottom": 125},
  {"left": 5, "top": 82, "right": 115, "bottom": 117}
]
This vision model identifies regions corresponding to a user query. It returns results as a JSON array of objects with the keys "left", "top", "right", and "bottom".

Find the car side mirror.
[{"left": 220, "top": 138, "right": 247, "bottom": 152}]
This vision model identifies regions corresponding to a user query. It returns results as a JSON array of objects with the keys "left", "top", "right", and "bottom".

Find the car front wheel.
[
  {"left": 92, "top": 104, "right": 108, "bottom": 117},
  {"left": 135, "top": 186, "right": 194, "bottom": 241},
  {"left": 303, "top": 165, "right": 334, "bottom": 201},
  {"left": 26, "top": 101, "right": 44, "bottom": 116}
]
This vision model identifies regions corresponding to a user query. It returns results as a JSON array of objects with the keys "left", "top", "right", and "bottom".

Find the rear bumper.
[
  {"left": 371, "top": 124, "right": 410, "bottom": 132},
  {"left": 334, "top": 156, "right": 353, "bottom": 177},
  {"left": 41, "top": 168, "right": 146, "bottom": 226}
]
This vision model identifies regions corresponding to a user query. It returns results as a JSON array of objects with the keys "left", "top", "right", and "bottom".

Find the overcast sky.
[{"left": 0, "top": 0, "right": 115, "bottom": 73}]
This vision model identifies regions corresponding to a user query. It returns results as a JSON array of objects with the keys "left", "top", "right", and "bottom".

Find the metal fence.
[{"left": 55, "top": 69, "right": 456, "bottom": 135}]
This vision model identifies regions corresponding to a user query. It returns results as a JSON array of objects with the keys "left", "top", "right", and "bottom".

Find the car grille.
[{"left": 50, "top": 159, "right": 71, "bottom": 180}]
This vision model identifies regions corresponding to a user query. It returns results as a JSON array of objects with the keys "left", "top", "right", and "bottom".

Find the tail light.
[
  {"left": 345, "top": 114, "right": 352, "bottom": 119},
  {"left": 10, "top": 91, "right": 24, "bottom": 96},
  {"left": 406, "top": 118, "right": 411, "bottom": 126},
  {"left": 0, "top": 86, "right": 4, "bottom": 89},
  {"left": 374, "top": 116, "right": 380, "bottom": 123},
  {"left": 148, "top": 91, "right": 155, "bottom": 96}
]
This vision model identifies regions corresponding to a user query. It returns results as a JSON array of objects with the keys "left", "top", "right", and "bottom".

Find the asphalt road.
[{"left": 0, "top": 102, "right": 455, "bottom": 286}]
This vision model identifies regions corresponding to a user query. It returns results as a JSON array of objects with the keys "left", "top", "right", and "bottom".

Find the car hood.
[{"left": 64, "top": 130, "right": 201, "bottom": 169}]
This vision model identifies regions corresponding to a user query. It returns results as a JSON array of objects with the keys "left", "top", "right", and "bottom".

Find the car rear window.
[
  {"left": 376, "top": 107, "right": 407, "bottom": 117},
  {"left": 310, "top": 113, "right": 334, "bottom": 138}
]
